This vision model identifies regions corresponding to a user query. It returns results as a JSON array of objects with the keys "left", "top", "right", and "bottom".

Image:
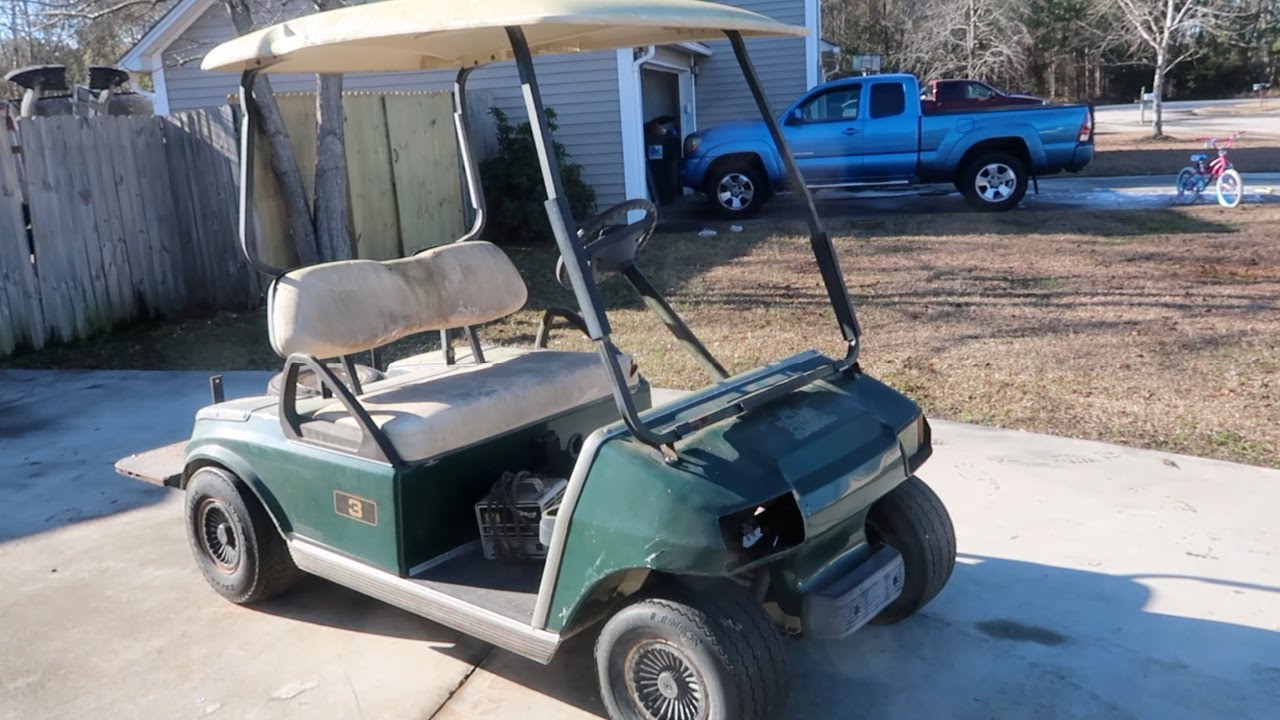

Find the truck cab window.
[
  {"left": 870, "top": 83, "right": 906, "bottom": 118},
  {"left": 799, "top": 86, "right": 860, "bottom": 122},
  {"left": 967, "top": 83, "right": 994, "bottom": 100}
]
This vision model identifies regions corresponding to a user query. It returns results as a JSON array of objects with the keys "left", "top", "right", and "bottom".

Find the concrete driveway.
[{"left": 2, "top": 370, "right": 1278, "bottom": 719}]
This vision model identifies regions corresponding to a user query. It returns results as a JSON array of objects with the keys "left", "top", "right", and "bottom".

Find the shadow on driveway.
[
  {"left": 244, "top": 552, "right": 1280, "bottom": 719},
  {"left": 0, "top": 369, "right": 272, "bottom": 543}
]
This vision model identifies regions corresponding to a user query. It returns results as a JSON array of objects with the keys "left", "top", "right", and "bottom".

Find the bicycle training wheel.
[{"left": 1216, "top": 169, "right": 1243, "bottom": 208}]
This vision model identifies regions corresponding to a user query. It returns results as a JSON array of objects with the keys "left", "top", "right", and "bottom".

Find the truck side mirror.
[{"left": 784, "top": 108, "right": 802, "bottom": 125}]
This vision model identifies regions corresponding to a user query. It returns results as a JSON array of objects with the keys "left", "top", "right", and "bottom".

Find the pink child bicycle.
[{"left": 1174, "top": 131, "right": 1244, "bottom": 208}]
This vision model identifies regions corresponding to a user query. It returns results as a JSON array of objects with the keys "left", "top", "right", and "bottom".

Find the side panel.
[
  {"left": 187, "top": 421, "right": 402, "bottom": 573},
  {"left": 918, "top": 106, "right": 1090, "bottom": 179},
  {"left": 858, "top": 81, "right": 919, "bottom": 181}
]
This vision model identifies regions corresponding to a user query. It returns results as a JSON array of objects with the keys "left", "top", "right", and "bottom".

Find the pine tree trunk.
[
  {"left": 311, "top": 0, "right": 352, "bottom": 262},
  {"left": 223, "top": 0, "right": 319, "bottom": 267},
  {"left": 313, "top": 73, "right": 351, "bottom": 261}
]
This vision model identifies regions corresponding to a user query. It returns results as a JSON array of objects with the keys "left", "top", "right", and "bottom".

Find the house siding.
[
  {"left": 162, "top": 4, "right": 625, "bottom": 203},
  {"left": 693, "top": 0, "right": 811, "bottom": 128}
]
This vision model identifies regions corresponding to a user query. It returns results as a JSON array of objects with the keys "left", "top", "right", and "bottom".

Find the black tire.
[
  {"left": 595, "top": 583, "right": 789, "bottom": 720},
  {"left": 184, "top": 466, "right": 303, "bottom": 604},
  {"left": 959, "top": 152, "right": 1028, "bottom": 211},
  {"left": 866, "top": 475, "right": 956, "bottom": 625},
  {"left": 266, "top": 362, "right": 383, "bottom": 399},
  {"left": 704, "top": 161, "right": 767, "bottom": 219}
]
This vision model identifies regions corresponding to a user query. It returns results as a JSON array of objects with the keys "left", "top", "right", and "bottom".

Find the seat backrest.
[{"left": 268, "top": 241, "right": 527, "bottom": 359}]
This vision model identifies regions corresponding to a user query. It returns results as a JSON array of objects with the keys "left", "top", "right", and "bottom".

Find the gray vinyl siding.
[
  {"left": 695, "top": 0, "right": 810, "bottom": 127},
  {"left": 161, "top": 4, "right": 626, "bottom": 203}
]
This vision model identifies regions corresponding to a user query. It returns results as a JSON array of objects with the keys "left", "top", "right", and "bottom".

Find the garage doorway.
[{"left": 639, "top": 59, "right": 694, "bottom": 204}]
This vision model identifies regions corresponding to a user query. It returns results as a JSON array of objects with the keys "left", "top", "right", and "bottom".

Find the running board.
[
  {"left": 289, "top": 539, "right": 561, "bottom": 663},
  {"left": 807, "top": 180, "right": 913, "bottom": 190}
]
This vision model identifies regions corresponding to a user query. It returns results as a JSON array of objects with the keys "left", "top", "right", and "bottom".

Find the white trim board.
[
  {"left": 804, "top": 0, "right": 819, "bottom": 89},
  {"left": 616, "top": 49, "right": 648, "bottom": 203},
  {"left": 119, "top": 0, "right": 215, "bottom": 72},
  {"left": 150, "top": 57, "right": 171, "bottom": 115}
]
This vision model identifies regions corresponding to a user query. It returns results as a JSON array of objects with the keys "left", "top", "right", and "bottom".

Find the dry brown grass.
[
  {"left": 7, "top": 206, "right": 1278, "bottom": 467},
  {"left": 481, "top": 206, "right": 1280, "bottom": 468},
  {"left": 1085, "top": 131, "right": 1280, "bottom": 177}
]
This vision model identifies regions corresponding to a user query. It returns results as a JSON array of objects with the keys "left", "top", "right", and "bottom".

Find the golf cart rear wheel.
[
  {"left": 865, "top": 475, "right": 956, "bottom": 625},
  {"left": 596, "top": 585, "right": 789, "bottom": 720},
  {"left": 184, "top": 466, "right": 303, "bottom": 604},
  {"left": 960, "top": 152, "right": 1028, "bottom": 211},
  {"left": 705, "top": 161, "right": 766, "bottom": 220}
]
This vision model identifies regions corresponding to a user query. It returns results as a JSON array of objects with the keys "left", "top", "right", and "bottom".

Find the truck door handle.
[{"left": 843, "top": 127, "right": 860, "bottom": 135}]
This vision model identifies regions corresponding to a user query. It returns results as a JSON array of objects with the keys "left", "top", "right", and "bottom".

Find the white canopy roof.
[{"left": 201, "top": 0, "right": 807, "bottom": 74}]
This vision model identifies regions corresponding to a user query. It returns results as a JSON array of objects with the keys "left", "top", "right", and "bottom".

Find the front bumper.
[
  {"left": 801, "top": 546, "right": 905, "bottom": 638},
  {"left": 679, "top": 155, "right": 712, "bottom": 191}
]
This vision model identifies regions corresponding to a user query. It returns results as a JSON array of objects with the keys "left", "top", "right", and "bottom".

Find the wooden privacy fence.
[
  {"left": 249, "top": 91, "right": 481, "bottom": 269},
  {"left": 0, "top": 89, "right": 486, "bottom": 357},
  {"left": 0, "top": 107, "right": 254, "bottom": 355}
]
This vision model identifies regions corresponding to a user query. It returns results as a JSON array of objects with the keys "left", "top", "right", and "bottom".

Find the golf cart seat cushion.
[
  {"left": 315, "top": 349, "right": 636, "bottom": 462},
  {"left": 268, "top": 241, "right": 527, "bottom": 359}
]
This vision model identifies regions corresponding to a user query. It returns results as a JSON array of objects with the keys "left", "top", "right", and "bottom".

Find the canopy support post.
[
  {"left": 453, "top": 66, "right": 486, "bottom": 243},
  {"left": 506, "top": 26, "right": 675, "bottom": 452},
  {"left": 237, "top": 69, "right": 285, "bottom": 278}
]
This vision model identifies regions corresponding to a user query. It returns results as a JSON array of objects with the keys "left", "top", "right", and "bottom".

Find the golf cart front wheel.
[
  {"left": 184, "top": 466, "right": 303, "bottom": 604},
  {"left": 865, "top": 475, "right": 957, "bottom": 625},
  {"left": 596, "top": 585, "right": 789, "bottom": 720},
  {"left": 1216, "top": 168, "right": 1243, "bottom": 208}
]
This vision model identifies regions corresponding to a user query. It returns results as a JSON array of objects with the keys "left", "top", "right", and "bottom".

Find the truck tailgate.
[{"left": 114, "top": 441, "right": 187, "bottom": 487}]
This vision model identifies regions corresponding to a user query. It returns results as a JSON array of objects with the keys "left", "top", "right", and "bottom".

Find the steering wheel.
[{"left": 556, "top": 199, "right": 658, "bottom": 289}]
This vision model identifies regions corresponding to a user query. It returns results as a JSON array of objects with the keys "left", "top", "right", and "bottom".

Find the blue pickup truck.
[{"left": 680, "top": 73, "right": 1095, "bottom": 217}]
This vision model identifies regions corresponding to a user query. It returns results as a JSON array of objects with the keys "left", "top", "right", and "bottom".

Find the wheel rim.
[
  {"left": 624, "top": 639, "right": 707, "bottom": 720},
  {"left": 1176, "top": 171, "right": 1196, "bottom": 202},
  {"left": 974, "top": 163, "right": 1017, "bottom": 202},
  {"left": 198, "top": 498, "right": 241, "bottom": 574},
  {"left": 716, "top": 172, "right": 754, "bottom": 211},
  {"left": 1217, "top": 173, "right": 1241, "bottom": 207}
]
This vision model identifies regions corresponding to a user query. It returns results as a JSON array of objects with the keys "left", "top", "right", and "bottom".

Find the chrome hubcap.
[
  {"left": 716, "top": 172, "right": 754, "bottom": 210},
  {"left": 198, "top": 499, "right": 241, "bottom": 573},
  {"left": 975, "top": 163, "right": 1017, "bottom": 202},
  {"left": 625, "top": 640, "right": 705, "bottom": 720}
]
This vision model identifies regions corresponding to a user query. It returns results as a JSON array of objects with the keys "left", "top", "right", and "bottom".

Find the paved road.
[
  {"left": 3, "top": 370, "right": 1279, "bottom": 719},
  {"left": 1094, "top": 98, "right": 1280, "bottom": 137}
]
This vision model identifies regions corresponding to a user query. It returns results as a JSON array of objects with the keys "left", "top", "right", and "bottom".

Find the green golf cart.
[{"left": 115, "top": 1, "right": 956, "bottom": 718}]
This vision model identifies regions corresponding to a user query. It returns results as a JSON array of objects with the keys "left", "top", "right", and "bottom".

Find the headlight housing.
[
  {"left": 683, "top": 134, "right": 703, "bottom": 156},
  {"left": 898, "top": 416, "right": 931, "bottom": 473}
]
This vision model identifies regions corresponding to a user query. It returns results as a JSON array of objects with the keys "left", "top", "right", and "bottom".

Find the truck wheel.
[
  {"left": 960, "top": 153, "right": 1028, "bottom": 211},
  {"left": 705, "top": 162, "right": 766, "bottom": 219},
  {"left": 865, "top": 475, "right": 956, "bottom": 625},
  {"left": 595, "top": 584, "right": 789, "bottom": 720},
  {"left": 185, "top": 466, "right": 303, "bottom": 604}
]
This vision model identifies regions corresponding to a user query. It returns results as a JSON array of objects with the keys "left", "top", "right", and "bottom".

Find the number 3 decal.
[{"left": 334, "top": 491, "right": 378, "bottom": 526}]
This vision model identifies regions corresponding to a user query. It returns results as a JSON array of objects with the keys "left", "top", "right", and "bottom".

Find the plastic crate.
[{"left": 475, "top": 474, "right": 566, "bottom": 561}]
